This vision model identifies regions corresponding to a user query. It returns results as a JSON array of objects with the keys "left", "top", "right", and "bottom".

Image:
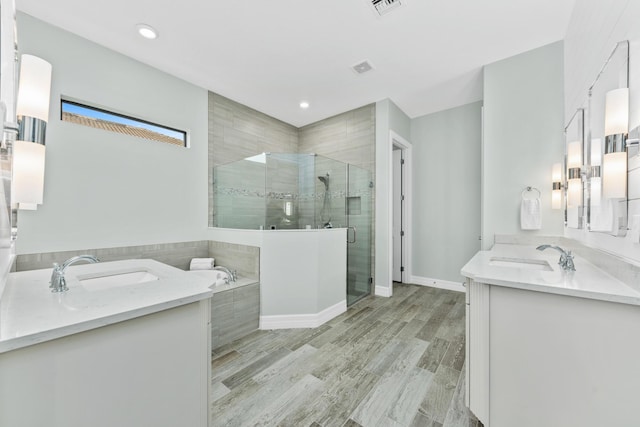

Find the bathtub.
[{"left": 187, "top": 270, "right": 258, "bottom": 294}]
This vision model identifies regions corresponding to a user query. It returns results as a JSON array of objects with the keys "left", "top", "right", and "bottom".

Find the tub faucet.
[
  {"left": 536, "top": 245, "right": 575, "bottom": 271},
  {"left": 213, "top": 266, "right": 236, "bottom": 283},
  {"left": 50, "top": 255, "right": 100, "bottom": 293}
]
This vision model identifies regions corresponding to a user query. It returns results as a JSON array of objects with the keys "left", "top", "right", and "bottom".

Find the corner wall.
[
  {"left": 375, "top": 99, "right": 411, "bottom": 295},
  {"left": 16, "top": 13, "right": 209, "bottom": 254},
  {"left": 482, "top": 41, "right": 565, "bottom": 249},
  {"left": 410, "top": 101, "right": 482, "bottom": 284}
]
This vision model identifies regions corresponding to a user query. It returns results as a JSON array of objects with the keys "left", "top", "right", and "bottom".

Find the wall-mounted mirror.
[
  {"left": 1, "top": 0, "right": 17, "bottom": 254},
  {"left": 626, "top": 125, "right": 640, "bottom": 236},
  {"left": 564, "top": 108, "right": 585, "bottom": 229},
  {"left": 587, "top": 40, "right": 629, "bottom": 236}
]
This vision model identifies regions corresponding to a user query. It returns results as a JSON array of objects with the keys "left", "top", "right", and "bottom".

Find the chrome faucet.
[
  {"left": 50, "top": 255, "right": 100, "bottom": 293},
  {"left": 213, "top": 266, "right": 237, "bottom": 283},
  {"left": 536, "top": 245, "right": 575, "bottom": 271}
]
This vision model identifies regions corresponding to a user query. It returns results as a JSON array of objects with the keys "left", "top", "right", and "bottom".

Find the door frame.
[{"left": 388, "top": 131, "right": 412, "bottom": 290}]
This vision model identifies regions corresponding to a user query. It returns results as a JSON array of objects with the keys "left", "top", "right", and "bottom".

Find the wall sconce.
[
  {"left": 602, "top": 87, "right": 628, "bottom": 199},
  {"left": 590, "top": 138, "right": 602, "bottom": 207},
  {"left": 566, "top": 140, "right": 582, "bottom": 208},
  {"left": 551, "top": 162, "right": 562, "bottom": 209},
  {"left": 12, "top": 54, "right": 52, "bottom": 210}
]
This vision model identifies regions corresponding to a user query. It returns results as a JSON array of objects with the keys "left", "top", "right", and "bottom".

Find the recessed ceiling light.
[
  {"left": 299, "top": 101, "right": 310, "bottom": 109},
  {"left": 136, "top": 24, "right": 158, "bottom": 40}
]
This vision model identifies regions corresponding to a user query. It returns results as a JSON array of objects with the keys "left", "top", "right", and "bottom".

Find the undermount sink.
[
  {"left": 78, "top": 270, "right": 159, "bottom": 291},
  {"left": 489, "top": 257, "right": 553, "bottom": 271}
]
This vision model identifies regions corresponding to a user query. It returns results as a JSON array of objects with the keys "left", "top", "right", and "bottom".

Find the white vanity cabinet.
[
  {"left": 0, "top": 260, "right": 214, "bottom": 427},
  {"left": 464, "top": 251, "right": 640, "bottom": 427},
  {"left": 465, "top": 278, "right": 489, "bottom": 424}
]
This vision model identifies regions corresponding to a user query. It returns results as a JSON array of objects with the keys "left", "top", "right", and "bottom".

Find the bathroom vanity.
[
  {"left": 0, "top": 259, "right": 213, "bottom": 427},
  {"left": 462, "top": 244, "right": 640, "bottom": 427}
]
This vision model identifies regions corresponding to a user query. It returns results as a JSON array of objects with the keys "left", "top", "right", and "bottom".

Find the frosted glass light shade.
[
  {"left": 13, "top": 140, "right": 45, "bottom": 207},
  {"left": 552, "top": 190, "right": 562, "bottom": 210},
  {"left": 591, "top": 177, "right": 602, "bottom": 207},
  {"left": 552, "top": 162, "right": 562, "bottom": 210},
  {"left": 604, "top": 88, "right": 629, "bottom": 136},
  {"left": 16, "top": 54, "right": 52, "bottom": 122},
  {"left": 567, "top": 178, "right": 582, "bottom": 208},
  {"left": 567, "top": 141, "right": 582, "bottom": 168},
  {"left": 603, "top": 151, "right": 627, "bottom": 199}
]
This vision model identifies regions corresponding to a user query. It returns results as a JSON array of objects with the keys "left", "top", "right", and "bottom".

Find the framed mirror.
[
  {"left": 0, "top": 0, "right": 17, "bottom": 255},
  {"left": 587, "top": 40, "right": 629, "bottom": 236},
  {"left": 564, "top": 108, "right": 585, "bottom": 229}
]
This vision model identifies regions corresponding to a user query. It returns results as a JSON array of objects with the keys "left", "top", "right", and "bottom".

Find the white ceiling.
[{"left": 16, "top": 0, "right": 576, "bottom": 127}]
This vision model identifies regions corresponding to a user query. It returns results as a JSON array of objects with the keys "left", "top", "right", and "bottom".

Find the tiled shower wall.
[
  {"left": 298, "top": 105, "right": 376, "bottom": 284},
  {"left": 208, "top": 92, "right": 376, "bottom": 282},
  {"left": 208, "top": 93, "right": 299, "bottom": 226},
  {"left": 298, "top": 104, "right": 376, "bottom": 174}
]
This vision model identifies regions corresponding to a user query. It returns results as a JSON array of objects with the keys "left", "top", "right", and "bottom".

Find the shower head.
[{"left": 318, "top": 173, "right": 330, "bottom": 186}]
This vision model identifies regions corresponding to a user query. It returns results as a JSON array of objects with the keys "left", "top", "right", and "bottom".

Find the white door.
[{"left": 392, "top": 148, "right": 403, "bottom": 282}]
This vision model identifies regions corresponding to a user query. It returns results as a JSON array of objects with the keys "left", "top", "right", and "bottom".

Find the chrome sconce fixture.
[
  {"left": 10, "top": 54, "right": 52, "bottom": 210},
  {"left": 551, "top": 163, "right": 562, "bottom": 210},
  {"left": 563, "top": 107, "right": 585, "bottom": 229},
  {"left": 602, "top": 87, "right": 628, "bottom": 200},
  {"left": 589, "top": 138, "right": 603, "bottom": 207},
  {"left": 566, "top": 140, "right": 583, "bottom": 208}
]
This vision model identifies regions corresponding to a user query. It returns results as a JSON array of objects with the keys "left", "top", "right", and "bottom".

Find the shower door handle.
[{"left": 347, "top": 226, "right": 357, "bottom": 243}]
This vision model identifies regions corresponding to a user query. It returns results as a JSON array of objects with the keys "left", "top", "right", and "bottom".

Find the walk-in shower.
[{"left": 212, "top": 153, "right": 372, "bottom": 305}]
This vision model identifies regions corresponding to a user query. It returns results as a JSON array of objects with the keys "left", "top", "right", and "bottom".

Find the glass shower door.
[{"left": 346, "top": 164, "right": 372, "bottom": 306}]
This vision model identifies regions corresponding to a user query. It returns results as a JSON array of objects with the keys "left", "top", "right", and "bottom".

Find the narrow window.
[{"left": 60, "top": 99, "right": 187, "bottom": 147}]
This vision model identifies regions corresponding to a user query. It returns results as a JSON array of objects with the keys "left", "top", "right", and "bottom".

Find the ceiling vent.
[
  {"left": 369, "top": 0, "right": 403, "bottom": 16},
  {"left": 352, "top": 60, "right": 374, "bottom": 74}
]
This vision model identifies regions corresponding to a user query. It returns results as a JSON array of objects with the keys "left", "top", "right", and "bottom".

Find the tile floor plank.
[
  {"left": 350, "top": 338, "right": 428, "bottom": 426},
  {"left": 221, "top": 346, "right": 292, "bottom": 389},
  {"left": 211, "top": 284, "right": 477, "bottom": 427},
  {"left": 420, "top": 365, "right": 461, "bottom": 424},
  {"left": 417, "top": 337, "right": 450, "bottom": 373}
]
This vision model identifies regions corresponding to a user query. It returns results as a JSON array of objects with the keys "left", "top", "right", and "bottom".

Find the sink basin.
[
  {"left": 78, "top": 270, "right": 159, "bottom": 291},
  {"left": 489, "top": 257, "right": 553, "bottom": 271}
]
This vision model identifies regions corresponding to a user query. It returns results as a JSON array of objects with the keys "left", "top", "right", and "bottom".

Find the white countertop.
[
  {"left": 461, "top": 244, "right": 640, "bottom": 306},
  {"left": 0, "top": 259, "right": 214, "bottom": 353}
]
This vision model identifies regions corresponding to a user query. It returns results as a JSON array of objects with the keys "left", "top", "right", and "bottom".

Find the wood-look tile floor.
[{"left": 211, "top": 284, "right": 480, "bottom": 427}]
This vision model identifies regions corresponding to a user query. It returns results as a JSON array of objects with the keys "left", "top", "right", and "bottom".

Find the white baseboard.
[
  {"left": 409, "top": 275, "right": 465, "bottom": 293},
  {"left": 375, "top": 285, "right": 392, "bottom": 297},
  {"left": 259, "top": 300, "right": 346, "bottom": 330}
]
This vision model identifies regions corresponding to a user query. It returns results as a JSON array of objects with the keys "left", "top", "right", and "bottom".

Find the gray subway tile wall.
[
  {"left": 15, "top": 241, "right": 210, "bottom": 272},
  {"left": 208, "top": 91, "right": 375, "bottom": 285},
  {"left": 15, "top": 240, "right": 260, "bottom": 281},
  {"left": 208, "top": 240, "right": 260, "bottom": 280},
  {"left": 208, "top": 93, "right": 299, "bottom": 227},
  {"left": 211, "top": 283, "right": 260, "bottom": 350}
]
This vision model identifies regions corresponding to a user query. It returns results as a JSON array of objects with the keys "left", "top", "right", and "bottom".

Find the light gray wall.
[
  {"left": 410, "top": 101, "right": 482, "bottom": 282},
  {"left": 375, "top": 98, "right": 411, "bottom": 294},
  {"left": 16, "top": 13, "right": 209, "bottom": 254},
  {"left": 563, "top": 0, "right": 640, "bottom": 264},
  {"left": 482, "top": 41, "right": 565, "bottom": 249}
]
